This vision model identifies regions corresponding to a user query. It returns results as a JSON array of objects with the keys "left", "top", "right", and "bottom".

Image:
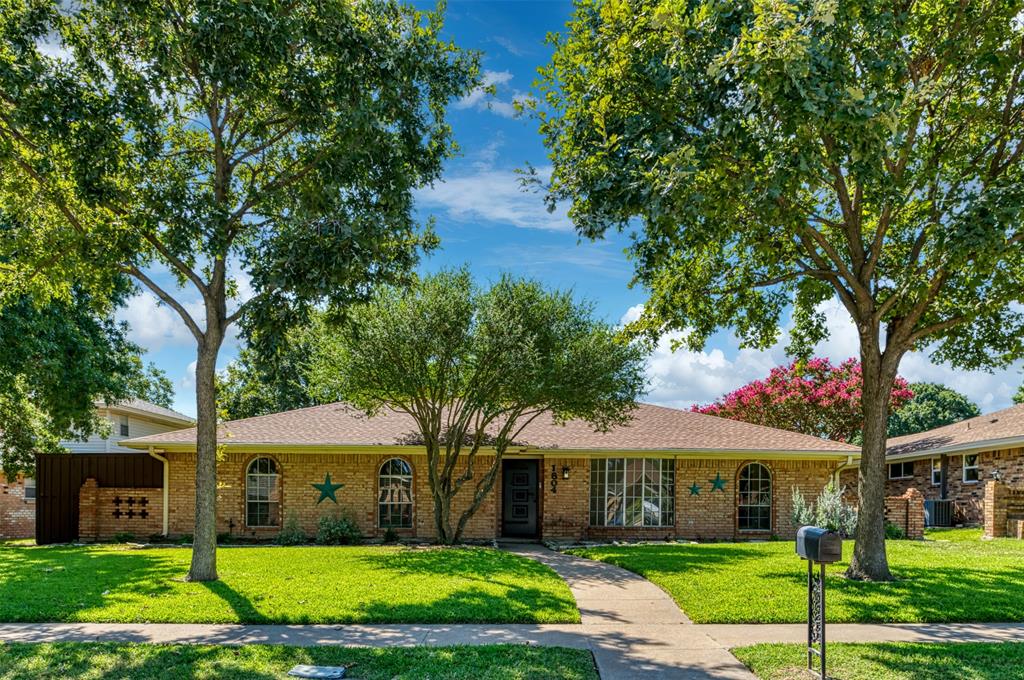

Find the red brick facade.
[
  {"left": 0, "top": 474, "right": 34, "bottom": 539},
  {"left": 983, "top": 480, "right": 1024, "bottom": 539},
  {"left": 883, "top": 488, "right": 925, "bottom": 539},
  {"left": 840, "top": 447, "right": 1024, "bottom": 525},
  {"left": 158, "top": 451, "right": 840, "bottom": 542}
]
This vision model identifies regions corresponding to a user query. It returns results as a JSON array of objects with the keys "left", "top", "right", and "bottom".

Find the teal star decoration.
[
  {"left": 710, "top": 472, "right": 727, "bottom": 492},
  {"left": 312, "top": 473, "right": 344, "bottom": 505},
  {"left": 689, "top": 482, "right": 701, "bottom": 496}
]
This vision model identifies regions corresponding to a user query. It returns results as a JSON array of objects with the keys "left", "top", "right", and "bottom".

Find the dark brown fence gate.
[{"left": 35, "top": 453, "right": 163, "bottom": 544}]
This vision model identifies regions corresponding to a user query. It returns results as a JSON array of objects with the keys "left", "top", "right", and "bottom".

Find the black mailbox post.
[{"left": 796, "top": 526, "right": 842, "bottom": 680}]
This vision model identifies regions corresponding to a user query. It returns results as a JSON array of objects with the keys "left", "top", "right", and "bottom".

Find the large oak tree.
[
  {"left": 537, "top": 0, "right": 1024, "bottom": 579},
  {"left": 0, "top": 0, "right": 479, "bottom": 580}
]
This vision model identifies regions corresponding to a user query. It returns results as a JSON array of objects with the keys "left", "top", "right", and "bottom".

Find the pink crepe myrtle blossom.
[{"left": 692, "top": 358, "right": 913, "bottom": 443}]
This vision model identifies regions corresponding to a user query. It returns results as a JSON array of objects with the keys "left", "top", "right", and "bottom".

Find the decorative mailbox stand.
[{"left": 795, "top": 526, "right": 842, "bottom": 680}]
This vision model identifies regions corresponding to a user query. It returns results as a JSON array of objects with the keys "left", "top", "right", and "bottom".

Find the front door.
[{"left": 501, "top": 460, "right": 538, "bottom": 538}]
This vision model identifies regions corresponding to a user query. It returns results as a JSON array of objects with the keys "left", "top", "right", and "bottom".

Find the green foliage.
[
  {"left": 307, "top": 268, "right": 648, "bottom": 543},
  {"left": 111, "top": 532, "right": 135, "bottom": 544},
  {"left": 315, "top": 513, "right": 362, "bottom": 546},
  {"left": 0, "top": 544, "right": 580, "bottom": 624},
  {"left": 276, "top": 514, "right": 307, "bottom": 546},
  {"left": 1014, "top": 382, "right": 1024, "bottom": 405},
  {"left": 791, "top": 483, "right": 858, "bottom": 537},
  {"left": 538, "top": 0, "right": 1024, "bottom": 580},
  {"left": 382, "top": 527, "right": 400, "bottom": 544},
  {"left": 571, "top": 528, "right": 1024, "bottom": 623},
  {"left": 217, "top": 324, "right": 322, "bottom": 421},
  {"left": 736, "top": 641, "right": 1024, "bottom": 680},
  {"left": 124, "top": 361, "right": 175, "bottom": 410},
  {"left": 885, "top": 522, "right": 907, "bottom": 540},
  {"left": 0, "top": 288, "right": 157, "bottom": 478},
  {"left": 888, "top": 383, "right": 981, "bottom": 437},
  {"left": 0, "top": 642, "right": 601, "bottom": 680}
]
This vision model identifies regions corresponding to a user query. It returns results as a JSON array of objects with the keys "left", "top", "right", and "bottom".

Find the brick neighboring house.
[
  {"left": 840, "top": 403, "right": 1024, "bottom": 526},
  {"left": 0, "top": 399, "right": 194, "bottom": 540},
  {"left": 117, "top": 402, "right": 859, "bottom": 542}
]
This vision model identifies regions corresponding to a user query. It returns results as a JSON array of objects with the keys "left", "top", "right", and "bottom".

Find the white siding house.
[{"left": 63, "top": 399, "right": 195, "bottom": 453}]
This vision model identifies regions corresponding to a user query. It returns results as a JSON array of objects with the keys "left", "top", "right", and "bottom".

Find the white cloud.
[
  {"left": 455, "top": 70, "right": 529, "bottom": 119},
  {"left": 417, "top": 166, "right": 572, "bottom": 231},
  {"left": 493, "top": 36, "right": 527, "bottom": 57},
  {"left": 180, "top": 360, "right": 197, "bottom": 390},
  {"left": 630, "top": 299, "right": 1024, "bottom": 412},
  {"left": 117, "top": 291, "right": 202, "bottom": 350}
]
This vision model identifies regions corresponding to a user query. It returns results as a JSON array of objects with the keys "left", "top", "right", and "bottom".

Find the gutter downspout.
[
  {"left": 148, "top": 446, "right": 170, "bottom": 537},
  {"left": 832, "top": 455, "right": 857, "bottom": 488}
]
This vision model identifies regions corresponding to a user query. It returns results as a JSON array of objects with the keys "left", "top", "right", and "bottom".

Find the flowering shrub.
[
  {"left": 791, "top": 483, "right": 859, "bottom": 537},
  {"left": 692, "top": 358, "right": 913, "bottom": 442}
]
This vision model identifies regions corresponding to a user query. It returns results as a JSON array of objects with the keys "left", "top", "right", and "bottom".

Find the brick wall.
[
  {"left": 163, "top": 451, "right": 840, "bottom": 542},
  {"left": 0, "top": 473, "right": 34, "bottom": 539},
  {"left": 983, "top": 480, "right": 1024, "bottom": 539},
  {"left": 883, "top": 488, "right": 925, "bottom": 539},
  {"left": 842, "top": 447, "right": 1024, "bottom": 526},
  {"left": 78, "top": 479, "right": 163, "bottom": 542}
]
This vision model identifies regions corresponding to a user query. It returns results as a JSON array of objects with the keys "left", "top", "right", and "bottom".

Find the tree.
[
  {"left": 307, "top": 269, "right": 647, "bottom": 544},
  {"left": 0, "top": 286, "right": 155, "bottom": 478},
  {"left": 537, "top": 0, "right": 1024, "bottom": 580},
  {"left": 1014, "top": 382, "right": 1024, "bottom": 405},
  {"left": 217, "top": 325, "right": 322, "bottom": 421},
  {"left": 887, "top": 382, "right": 980, "bottom": 437},
  {"left": 125, "top": 360, "right": 176, "bottom": 410},
  {"left": 693, "top": 358, "right": 912, "bottom": 442},
  {"left": 0, "top": 1, "right": 479, "bottom": 580}
]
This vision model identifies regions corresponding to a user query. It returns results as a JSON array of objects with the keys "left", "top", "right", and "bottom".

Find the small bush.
[
  {"left": 277, "top": 514, "right": 308, "bottom": 545},
  {"left": 885, "top": 522, "right": 907, "bottom": 540},
  {"left": 791, "top": 483, "right": 858, "bottom": 537},
  {"left": 382, "top": 527, "right": 400, "bottom": 544},
  {"left": 316, "top": 513, "right": 362, "bottom": 545},
  {"left": 112, "top": 532, "right": 135, "bottom": 544}
]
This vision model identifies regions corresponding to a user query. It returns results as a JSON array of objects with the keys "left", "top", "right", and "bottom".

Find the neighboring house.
[
  {"left": 0, "top": 399, "right": 194, "bottom": 540},
  {"left": 110, "top": 402, "right": 859, "bottom": 543},
  {"left": 841, "top": 403, "right": 1024, "bottom": 526}
]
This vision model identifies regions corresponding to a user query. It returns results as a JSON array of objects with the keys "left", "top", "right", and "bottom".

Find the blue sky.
[{"left": 117, "top": 0, "right": 1023, "bottom": 418}]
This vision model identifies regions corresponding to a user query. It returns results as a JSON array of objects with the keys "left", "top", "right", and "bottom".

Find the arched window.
[
  {"left": 379, "top": 458, "right": 413, "bottom": 528},
  {"left": 738, "top": 463, "right": 771, "bottom": 532},
  {"left": 246, "top": 457, "right": 280, "bottom": 527}
]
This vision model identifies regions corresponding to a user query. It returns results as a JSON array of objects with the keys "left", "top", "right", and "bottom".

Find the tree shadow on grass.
[
  {"left": 0, "top": 545, "right": 185, "bottom": 622},
  {"left": 848, "top": 642, "right": 1024, "bottom": 680}
]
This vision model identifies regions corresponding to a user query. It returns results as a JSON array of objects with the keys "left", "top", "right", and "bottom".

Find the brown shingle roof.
[
  {"left": 887, "top": 403, "right": 1024, "bottom": 458},
  {"left": 122, "top": 402, "right": 857, "bottom": 456}
]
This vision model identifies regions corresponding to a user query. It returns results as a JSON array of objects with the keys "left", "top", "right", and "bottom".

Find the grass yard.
[
  {"left": 0, "top": 544, "right": 578, "bottom": 624},
  {"left": 0, "top": 642, "right": 598, "bottom": 680},
  {"left": 734, "top": 642, "right": 1024, "bottom": 679},
  {"left": 570, "top": 529, "right": 1024, "bottom": 623}
]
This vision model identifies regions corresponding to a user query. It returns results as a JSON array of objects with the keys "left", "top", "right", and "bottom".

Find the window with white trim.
[
  {"left": 23, "top": 477, "right": 35, "bottom": 501},
  {"left": 931, "top": 459, "right": 942, "bottom": 486},
  {"left": 963, "top": 454, "right": 980, "bottom": 483},
  {"left": 738, "top": 463, "right": 772, "bottom": 532},
  {"left": 246, "top": 458, "right": 280, "bottom": 527},
  {"left": 118, "top": 415, "right": 129, "bottom": 437},
  {"left": 378, "top": 458, "right": 413, "bottom": 528},
  {"left": 888, "top": 461, "right": 914, "bottom": 480},
  {"left": 589, "top": 459, "right": 674, "bottom": 527}
]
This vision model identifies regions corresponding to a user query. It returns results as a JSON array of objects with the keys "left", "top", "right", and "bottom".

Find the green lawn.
[
  {"left": 569, "top": 529, "right": 1024, "bottom": 623},
  {"left": 734, "top": 642, "right": 1024, "bottom": 680},
  {"left": 0, "top": 545, "right": 578, "bottom": 624},
  {"left": 0, "top": 642, "right": 598, "bottom": 680}
]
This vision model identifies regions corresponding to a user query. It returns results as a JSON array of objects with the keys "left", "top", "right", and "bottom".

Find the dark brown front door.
[{"left": 501, "top": 460, "right": 538, "bottom": 538}]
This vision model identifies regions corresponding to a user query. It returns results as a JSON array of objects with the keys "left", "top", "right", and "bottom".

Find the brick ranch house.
[
  {"left": 106, "top": 403, "right": 861, "bottom": 543},
  {"left": 840, "top": 402, "right": 1024, "bottom": 526},
  {"left": 0, "top": 399, "right": 194, "bottom": 540}
]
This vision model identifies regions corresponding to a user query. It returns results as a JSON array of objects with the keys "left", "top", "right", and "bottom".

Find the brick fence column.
[
  {"left": 78, "top": 478, "right": 99, "bottom": 542},
  {"left": 903, "top": 488, "right": 925, "bottom": 539},
  {"left": 984, "top": 480, "right": 1007, "bottom": 539}
]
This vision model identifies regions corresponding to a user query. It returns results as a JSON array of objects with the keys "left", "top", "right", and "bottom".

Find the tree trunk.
[
  {"left": 187, "top": 335, "right": 222, "bottom": 582},
  {"left": 846, "top": 352, "right": 895, "bottom": 581}
]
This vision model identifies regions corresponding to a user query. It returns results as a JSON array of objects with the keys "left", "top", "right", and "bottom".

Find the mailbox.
[{"left": 795, "top": 526, "right": 842, "bottom": 564}]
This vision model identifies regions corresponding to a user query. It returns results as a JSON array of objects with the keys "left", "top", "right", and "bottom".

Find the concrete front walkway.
[{"left": 504, "top": 544, "right": 754, "bottom": 679}]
